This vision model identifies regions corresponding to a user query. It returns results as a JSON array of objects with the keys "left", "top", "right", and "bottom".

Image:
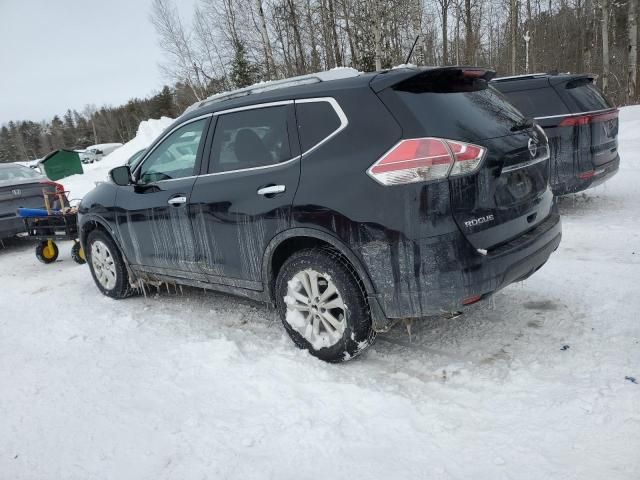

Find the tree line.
[
  {"left": 0, "top": 85, "right": 199, "bottom": 163},
  {"left": 152, "top": 0, "right": 637, "bottom": 102},
  {"left": 2, "top": 0, "right": 637, "bottom": 162}
]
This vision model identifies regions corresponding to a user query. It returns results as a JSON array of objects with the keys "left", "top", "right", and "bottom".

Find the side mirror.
[{"left": 109, "top": 165, "right": 133, "bottom": 186}]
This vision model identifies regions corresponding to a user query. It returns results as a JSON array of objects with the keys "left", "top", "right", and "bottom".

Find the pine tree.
[
  {"left": 231, "top": 40, "right": 257, "bottom": 88},
  {"left": 152, "top": 86, "right": 176, "bottom": 117},
  {"left": 62, "top": 109, "right": 76, "bottom": 147}
]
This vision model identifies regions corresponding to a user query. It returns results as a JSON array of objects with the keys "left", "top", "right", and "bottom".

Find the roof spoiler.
[
  {"left": 370, "top": 66, "right": 496, "bottom": 93},
  {"left": 548, "top": 73, "right": 596, "bottom": 87}
]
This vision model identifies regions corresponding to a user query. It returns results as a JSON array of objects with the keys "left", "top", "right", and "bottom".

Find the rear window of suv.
[
  {"left": 499, "top": 87, "right": 570, "bottom": 118},
  {"left": 560, "top": 78, "right": 612, "bottom": 112},
  {"left": 381, "top": 70, "right": 528, "bottom": 142}
]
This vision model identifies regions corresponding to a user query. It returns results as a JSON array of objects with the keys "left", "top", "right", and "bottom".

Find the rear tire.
[
  {"left": 86, "top": 230, "right": 134, "bottom": 299},
  {"left": 36, "top": 240, "right": 58, "bottom": 264},
  {"left": 275, "top": 248, "right": 376, "bottom": 362}
]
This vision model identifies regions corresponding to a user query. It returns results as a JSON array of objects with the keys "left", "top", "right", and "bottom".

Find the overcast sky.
[{"left": 0, "top": 0, "right": 190, "bottom": 125}]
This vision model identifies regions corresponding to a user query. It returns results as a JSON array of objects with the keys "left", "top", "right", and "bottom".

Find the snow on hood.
[{"left": 62, "top": 117, "right": 173, "bottom": 201}]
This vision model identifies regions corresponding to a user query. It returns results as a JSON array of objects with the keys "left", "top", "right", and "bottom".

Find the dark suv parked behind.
[
  {"left": 79, "top": 67, "right": 561, "bottom": 362},
  {"left": 492, "top": 73, "right": 619, "bottom": 195}
]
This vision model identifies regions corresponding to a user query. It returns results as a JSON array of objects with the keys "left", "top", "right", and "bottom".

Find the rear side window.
[
  {"left": 296, "top": 100, "right": 341, "bottom": 152},
  {"left": 499, "top": 87, "right": 570, "bottom": 118},
  {"left": 561, "top": 79, "right": 612, "bottom": 112},
  {"left": 209, "top": 106, "right": 291, "bottom": 173}
]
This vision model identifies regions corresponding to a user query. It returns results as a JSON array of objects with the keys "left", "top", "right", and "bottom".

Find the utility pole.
[{"left": 523, "top": 31, "right": 530, "bottom": 73}]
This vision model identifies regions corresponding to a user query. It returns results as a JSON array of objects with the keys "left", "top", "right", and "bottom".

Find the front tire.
[
  {"left": 275, "top": 248, "right": 376, "bottom": 362},
  {"left": 86, "top": 230, "right": 134, "bottom": 299}
]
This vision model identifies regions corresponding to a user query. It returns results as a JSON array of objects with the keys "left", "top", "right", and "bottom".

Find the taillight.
[
  {"left": 367, "top": 137, "right": 486, "bottom": 186},
  {"left": 578, "top": 170, "right": 595, "bottom": 180},
  {"left": 446, "top": 140, "right": 486, "bottom": 177},
  {"left": 41, "top": 180, "right": 65, "bottom": 194},
  {"left": 558, "top": 109, "right": 619, "bottom": 127}
]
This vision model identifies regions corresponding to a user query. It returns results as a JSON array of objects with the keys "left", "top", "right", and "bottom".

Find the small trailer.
[{"left": 17, "top": 189, "right": 85, "bottom": 265}]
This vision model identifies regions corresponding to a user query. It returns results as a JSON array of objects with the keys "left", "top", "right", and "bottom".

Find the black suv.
[
  {"left": 79, "top": 67, "right": 561, "bottom": 362},
  {"left": 492, "top": 73, "right": 619, "bottom": 195}
]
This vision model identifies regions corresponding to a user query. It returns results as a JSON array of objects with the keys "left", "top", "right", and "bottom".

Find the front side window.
[
  {"left": 138, "top": 118, "right": 207, "bottom": 184},
  {"left": 209, "top": 106, "right": 291, "bottom": 173}
]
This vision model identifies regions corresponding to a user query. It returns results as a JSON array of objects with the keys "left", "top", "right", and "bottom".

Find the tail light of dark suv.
[
  {"left": 367, "top": 137, "right": 486, "bottom": 186},
  {"left": 557, "top": 109, "right": 619, "bottom": 127}
]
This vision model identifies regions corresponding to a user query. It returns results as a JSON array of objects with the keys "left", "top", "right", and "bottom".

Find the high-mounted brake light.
[
  {"left": 462, "top": 69, "right": 488, "bottom": 78},
  {"left": 558, "top": 109, "right": 619, "bottom": 127},
  {"left": 367, "top": 137, "right": 486, "bottom": 186}
]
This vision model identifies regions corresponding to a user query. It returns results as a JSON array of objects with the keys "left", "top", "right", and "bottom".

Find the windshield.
[{"left": 0, "top": 164, "right": 42, "bottom": 183}]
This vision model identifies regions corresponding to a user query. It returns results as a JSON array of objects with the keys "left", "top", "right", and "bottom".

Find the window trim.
[
  {"left": 203, "top": 101, "right": 297, "bottom": 177},
  {"left": 132, "top": 113, "right": 213, "bottom": 183},
  {"left": 199, "top": 97, "right": 348, "bottom": 178},
  {"left": 134, "top": 97, "right": 348, "bottom": 182},
  {"left": 534, "top": 107, "right": 617, "bottom": 121}
]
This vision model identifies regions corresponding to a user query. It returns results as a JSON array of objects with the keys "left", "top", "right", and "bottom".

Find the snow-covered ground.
[{"left": 1, "top": 108, "right": 639, "bottom": 479}]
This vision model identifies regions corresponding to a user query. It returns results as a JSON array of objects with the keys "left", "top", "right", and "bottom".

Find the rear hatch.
[
  {"left": 549, "top": 76, "right": 619, "bottom": 169},
  {"left": 374, "top": 67, "right": 553, "bottom": 250},
  {"left": 0, "top": 172, "right": 55, "bottom": 220}
]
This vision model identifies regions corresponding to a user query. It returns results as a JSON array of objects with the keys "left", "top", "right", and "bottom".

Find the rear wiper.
[{"left": 510, "top": 117, "right": 534, "bottom": 132}]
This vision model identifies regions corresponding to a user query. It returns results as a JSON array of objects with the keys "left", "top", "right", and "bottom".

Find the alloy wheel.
[
  {"left": 91, "top": 240, "right": 117, "bottom": 290},
  {"left": 284, "top": 268, "right": 347, "bottom": 349}
]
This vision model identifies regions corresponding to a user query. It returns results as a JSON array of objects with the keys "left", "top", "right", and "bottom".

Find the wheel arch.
[
  {"left": 262, "top": 228, "right": 377, "bottom": 303},
  {"left": 79, "top": 215, "right": 130, "bottom": 265}
]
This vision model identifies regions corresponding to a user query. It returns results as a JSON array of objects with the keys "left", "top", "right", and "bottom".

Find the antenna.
[{"left": 405, "top": 34, "right": 422, "bottom": 65}]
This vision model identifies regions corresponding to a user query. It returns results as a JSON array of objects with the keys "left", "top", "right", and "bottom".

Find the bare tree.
[
  {"left": 464, "top": 0, "right": 473, "bottom": 63},
  {"left": 510, "top": 0, "right": 518, "bottom": 74},
  {"left": 628, "top": 0, "right": 638, "bottom": 102},
  {"left": 436, "top": 0, "right": 452, "bottom": 64},
  {"left": 256, "top": 0, "right": 277, "bottom": 78},
  {"left": 601, "top": 0, "right": 610, "bottom": 93},
  {"left": 150, "top": 0, "right": 207, "bottom": 100}
]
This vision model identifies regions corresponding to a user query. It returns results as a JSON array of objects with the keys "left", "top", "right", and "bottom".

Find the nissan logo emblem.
[{"left": 528, "top": 138, "right": 538, "bottom": 158}]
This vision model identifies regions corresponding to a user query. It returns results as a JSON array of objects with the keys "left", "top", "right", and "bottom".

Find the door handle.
[
  {"left": 257, "top": 185, "right": 286, "bottom": 196},
  {"left": 168, "top": 195, "right": 187, "bottom": 206}
]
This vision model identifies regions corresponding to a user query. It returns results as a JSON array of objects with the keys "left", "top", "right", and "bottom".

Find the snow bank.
[{"left": 62, "top": 117, "right": 173, "bottom": 201}]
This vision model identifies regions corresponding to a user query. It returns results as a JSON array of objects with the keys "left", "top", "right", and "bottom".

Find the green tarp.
[{"left": 39, "top": 149, "right": 83, "bottom": 181}]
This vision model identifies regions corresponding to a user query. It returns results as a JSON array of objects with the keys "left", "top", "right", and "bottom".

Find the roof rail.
[
  {"left": 184, "top": 67, "right": 361, "bottom": 114},
  {"left": 491, "top": 73, "right": 549, "bottom": 82}
]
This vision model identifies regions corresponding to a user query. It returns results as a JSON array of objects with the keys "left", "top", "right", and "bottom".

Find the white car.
[{"left": 80, "top": 143, "right": 122, "bottom": 164}]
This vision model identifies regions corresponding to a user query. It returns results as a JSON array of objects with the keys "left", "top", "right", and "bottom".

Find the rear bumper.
[
  {"left": 366, "top": 206, "right": 562, "bottom": 320},
  {"left": 0, "top": 216, "right": 26, "bottom": 239},
  {"left": 552, "top": 154, "right": 620, "bottom": 196}
]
